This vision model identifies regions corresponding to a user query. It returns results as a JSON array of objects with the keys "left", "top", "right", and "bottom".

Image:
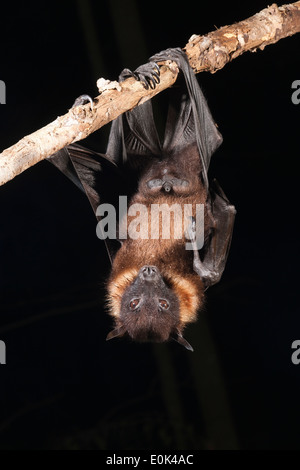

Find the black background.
[{"left": 0, "top": 0, "right": 299, "bottom": 450}]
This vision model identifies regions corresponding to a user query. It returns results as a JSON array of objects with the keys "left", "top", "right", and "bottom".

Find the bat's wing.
[
  {"left": 204, "top": 181, "right": 236, "bottom": 285},
  {"left": 191, "top": 180, "right": 236, "bottom": 287},
  {"left": 106, "top": 93, "right": 162, "bottom": 166},
  {"left": 150, "top": 48, "right": 223, "bottom": 189},
  {"left": 48, "top": 144, "right": 122, "bottom": 263}
]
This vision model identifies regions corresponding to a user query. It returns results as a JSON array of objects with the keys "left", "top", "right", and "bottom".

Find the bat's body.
[
  {"left": 49, "top": 49, "right": 236, "bottom": 350},
  {"left": 107, "top": 144, "right": 206, "bottom": 347}
]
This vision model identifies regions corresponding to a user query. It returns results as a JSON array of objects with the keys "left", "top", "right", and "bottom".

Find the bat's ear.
[
  {"left": 106, "top": 326, "right": 126, "bottom": 341},
  {"left": 172, "top": 331, "right": 194, "bottom": 352}
]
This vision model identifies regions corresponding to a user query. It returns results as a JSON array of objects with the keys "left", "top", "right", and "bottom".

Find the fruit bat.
[{"left": 48, "top": 48, "right": 236, "bottom": 351}]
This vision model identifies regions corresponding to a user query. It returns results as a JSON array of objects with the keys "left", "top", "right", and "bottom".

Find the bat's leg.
[
  {"left": 119, "top": 62, "right": 160, "bottom": 89},
  {"left": 72, "top": 94, "right": 94, "bottom": 109}
]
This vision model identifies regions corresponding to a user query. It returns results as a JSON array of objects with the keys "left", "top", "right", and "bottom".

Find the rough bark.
[{"left": 185, "top": 2, "right": 300, "bottom": 73}]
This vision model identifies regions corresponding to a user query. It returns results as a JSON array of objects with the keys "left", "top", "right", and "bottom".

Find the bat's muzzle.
[{"left": 141, "top": 265, "right": 158, "bottom": 281}]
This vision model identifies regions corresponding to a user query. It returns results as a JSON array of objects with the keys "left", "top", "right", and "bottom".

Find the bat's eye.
[
  {"left": 130, "top": 299, "right": 140, "bottom": 310},
  {"left": 158, "top": 299, "right": 169, "bottom": 310}
]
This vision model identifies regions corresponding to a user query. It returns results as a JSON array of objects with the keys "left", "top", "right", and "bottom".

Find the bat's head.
[{"left": 107, "top": 265, "right": 203, "bottom": 351}]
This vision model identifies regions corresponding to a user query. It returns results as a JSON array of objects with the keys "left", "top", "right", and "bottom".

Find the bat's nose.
[{"left": 141, "top": 265, "right": 157, "bottom": 279}]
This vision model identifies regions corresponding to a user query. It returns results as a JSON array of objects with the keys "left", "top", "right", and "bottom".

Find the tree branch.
[
  {"left": 0, "top": 1, "right": 299, "bottom": 187},
  {"left": 184, "top": 1, "right": 300, "bottom": 73}
]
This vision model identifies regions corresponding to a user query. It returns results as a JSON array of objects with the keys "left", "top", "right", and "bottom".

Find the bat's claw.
[
  {"left": 72, "top": 94, "right": 94, "bottom": 109},
  {"left": 119, "top": 62, "right": 160, "bottom": 90},
  {"left": 193, "top": 258, "right": 220, "bottom": 289}
]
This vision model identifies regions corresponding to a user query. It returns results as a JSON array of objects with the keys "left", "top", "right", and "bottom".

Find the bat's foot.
[
  {"left": 119, "top": 62, "right": 160, "bottom": 89},
  {"left": 72, "top": 94, "right": 94, "bottom": 109}
]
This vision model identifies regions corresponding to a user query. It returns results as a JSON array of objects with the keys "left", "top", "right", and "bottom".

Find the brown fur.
[{"left": 106, "top": 145, "right": 207, "bottom": 341}]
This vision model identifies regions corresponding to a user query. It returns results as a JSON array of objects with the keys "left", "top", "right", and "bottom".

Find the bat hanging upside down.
[{"left": 49, "top": 48, "right": 236, "bottom": 351}]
